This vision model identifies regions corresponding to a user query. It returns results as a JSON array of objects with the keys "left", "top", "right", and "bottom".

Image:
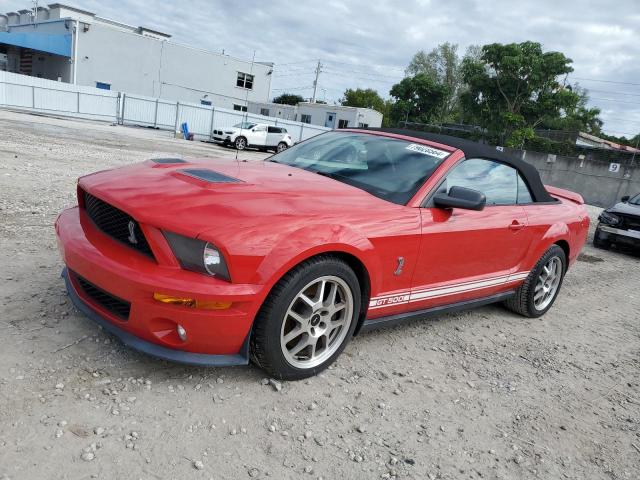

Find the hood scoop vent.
[
  {"left": 178, "top": 168, "right": 242, "bottom": 184},
  {"left": 152, "top": 158, "right": 187, "bottom": 164}
]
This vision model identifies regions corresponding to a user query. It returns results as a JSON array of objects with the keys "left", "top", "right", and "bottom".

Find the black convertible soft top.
[{"left": 365, "top": 128, "right": 555, "bottom": 203}]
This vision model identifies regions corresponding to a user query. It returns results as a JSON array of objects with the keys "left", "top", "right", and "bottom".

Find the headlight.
[
  {"left": 163, "top": 231, "right": 231, "bottom": 281},
  {"left": 599, "top": 211, "right": 621, "bottom": 226}
]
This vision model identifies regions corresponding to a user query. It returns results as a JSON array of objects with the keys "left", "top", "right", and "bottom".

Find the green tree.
[
  {"left": 389, "top": 74, "right": 449, "bottom": 125},
  {"left": 460, "top": 41, "right": 583, "bottom": 146},
  {"left": 341, "top": 88, "right": 385, "bottom": 111},
  {"left": 540, "top": 85, "right": 602, "bottom": 134},
  {"left": 406, "top": 43, "right": 479, "bottom": 121},
  {"left": 272, "top": 93, "right": 305, "bottom": 105},
  {"left": 341, "top": 88, "right": 392, "bottom": 126}
]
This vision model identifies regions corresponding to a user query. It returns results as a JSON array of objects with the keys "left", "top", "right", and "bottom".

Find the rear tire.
[
  {"left": 504, "top": 245, "right": 566, "bottom": 318},
  {"left": 276, "top": 142, "right": 288, "bottom": 153},
  {"left": 250, "top": 256, "right": 360, "bottom": 380}
]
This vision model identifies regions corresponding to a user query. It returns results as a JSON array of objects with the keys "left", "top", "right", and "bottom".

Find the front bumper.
[
  {"left": 212, "top": 134, "right": 232, "bottom": 143},
  {"left": 62, "top": 268, "right": 249, "bottom": 366},
  {"left": 55, "top": 206, "right": 265, "bottom": 366},
  {"left": 596, "top": 224, "right": 640, "bottom": 248}
]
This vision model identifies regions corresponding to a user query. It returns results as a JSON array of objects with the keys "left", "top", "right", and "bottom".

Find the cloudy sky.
[{"left": 4, "top": 0, "right": 640, "bottom": 138}]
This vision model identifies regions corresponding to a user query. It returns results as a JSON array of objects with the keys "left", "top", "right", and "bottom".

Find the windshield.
[
  {"left": 233, "top": 122, "right": 256, "bottom": 129},
  {"left": 630, "top": 193, "right": 640, "bottom": 205},
  {"left": 269, "top": 131, "right": 451, "bottom": 204}
]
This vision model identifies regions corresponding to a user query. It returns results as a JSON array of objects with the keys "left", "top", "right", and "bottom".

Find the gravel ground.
[{"left": 0, "top": 109, "right": 639, "bottom": 480}]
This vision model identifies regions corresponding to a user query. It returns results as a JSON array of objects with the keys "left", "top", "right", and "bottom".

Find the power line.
[
  {"left": 274, "top": 60, "right": 318, "bottom": 67},
  {"left": 322, "top": 69, "right": 401, "bottom": 81},
  {"left": 272, "top": 72, "right": 316, "bottom": 78},
  {"left": 271, "top": 86, "right": 314, "bottom": 91},
  {"left": 587, "top": 88, "right": 640, "bottom": 98},
  {"left": 323, "top": 59, "right": 406, "bottom": 72},
  {"left": 590, "top": 96, "right": 640, "bottom": 106},
  {"left": 571, "top": 76, "right": 640, "bottom": 87}
]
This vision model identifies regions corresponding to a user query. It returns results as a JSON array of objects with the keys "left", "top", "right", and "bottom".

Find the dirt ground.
[{"left": 0, "top": 109, "right": 639, "bottom": 480}]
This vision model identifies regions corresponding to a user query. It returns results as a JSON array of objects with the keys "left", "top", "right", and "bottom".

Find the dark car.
[{"left": 594, "top": 193, "right": 640, "bottom": 250}]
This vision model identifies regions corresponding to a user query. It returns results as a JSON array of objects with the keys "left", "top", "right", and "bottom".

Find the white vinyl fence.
[
  {"left": 0, "top": 71, "right": 329, "bottom": 142},
  {"left": 0, "top": 71, "right": 119, "bottom": 122},
  {"left": 120, "top": 93, "right": 329, "bottom": 142}
]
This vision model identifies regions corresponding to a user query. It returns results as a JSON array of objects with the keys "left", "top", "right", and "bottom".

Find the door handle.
[{"left": 509, "top": 220, "right": 525, "bottom": 231}]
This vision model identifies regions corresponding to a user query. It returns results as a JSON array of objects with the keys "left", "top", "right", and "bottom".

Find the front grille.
[
  {"left": 74, "top": 273, "right": 131, "bottom": 321},
  {"left": 83, "top": 191, "right": 154, "bottom": 259},
  {"left": 619, "top": 214, "right": 640, "bottom": 231}
]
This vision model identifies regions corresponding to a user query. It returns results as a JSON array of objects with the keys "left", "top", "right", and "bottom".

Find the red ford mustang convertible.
[{"left": 55, "top": 129, "right": 589, "bottom": 379}]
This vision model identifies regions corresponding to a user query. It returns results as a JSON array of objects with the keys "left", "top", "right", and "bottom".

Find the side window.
[
  {"left": 517, "top": 175, "right": 533, "bottom": 204},
  {"left": 267, "top": 126, "right": 277, "bottom": 133},
  {"left": 444, "top": 159, "right": 518, "bottom": 205}
]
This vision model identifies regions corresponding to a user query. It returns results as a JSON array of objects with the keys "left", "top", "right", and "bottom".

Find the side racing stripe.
[{"left": 368, "top": 271, "right": 530, "bottom": 310}]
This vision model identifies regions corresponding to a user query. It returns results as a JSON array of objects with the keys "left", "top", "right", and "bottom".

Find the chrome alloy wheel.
[
  {"left": 235, "top": 137, "right": 246, "bottom": 150},
  {"left": 534, "top": 256, "right": 562, "bottom": 311},
  {"left": 280, "top": 276, "right": 354, "bottom": 369}
]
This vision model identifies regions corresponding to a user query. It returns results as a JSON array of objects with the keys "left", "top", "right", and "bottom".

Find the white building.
[
  {"left": 247, "top": 101, "right": 383, "bottom": 128},
  {"left": 0, "top": 4, "right": 273, "bottom": 110}
]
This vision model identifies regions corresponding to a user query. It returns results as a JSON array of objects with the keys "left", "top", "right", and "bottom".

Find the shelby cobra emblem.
[{"left": 127, "top": 220, "right": 138, "bottom": 244}]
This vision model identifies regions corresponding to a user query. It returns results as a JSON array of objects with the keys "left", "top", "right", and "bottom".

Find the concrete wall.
[
  {"left": 504, "top": 147, "right": 639, "bottom": 207},
  {"left": 157, "top": 41, "right": 272, "bottom": 109}
]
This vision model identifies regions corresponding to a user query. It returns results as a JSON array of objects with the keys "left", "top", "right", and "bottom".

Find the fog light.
[{"left": 176, "top": 324, "right": 187, "bottom": 342}]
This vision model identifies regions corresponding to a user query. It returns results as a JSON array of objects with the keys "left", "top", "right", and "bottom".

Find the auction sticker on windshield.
[{"left": 405, "top": 143, "right": 450, "bottom": 159}]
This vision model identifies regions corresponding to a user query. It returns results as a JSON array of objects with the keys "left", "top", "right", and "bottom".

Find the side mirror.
[
  {"left": 434, "top": 186, "right": 486, "bottom": 211},
  {"left": 621, "top": 195, "right": 630, "bottom": 202}
]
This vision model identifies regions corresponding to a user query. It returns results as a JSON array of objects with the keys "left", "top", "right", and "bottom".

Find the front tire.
[
  {"left": 251, "top": 256, "right": 360, "bottom": 380},
  {"left": 234, "top": 136, "right": 247, "bottom": 150},
  {"left": 504, "top": 245, "right": 566, "bottom": 318}
]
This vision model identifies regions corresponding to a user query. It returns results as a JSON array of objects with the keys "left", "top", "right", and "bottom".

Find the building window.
[
  {"left": 358, "top": 123, "right": 369, "bottom": 128},
  {"left": 233, "top": 104, "right": 248, "bottom": 112},
  {"left": 301, "top": 114, "right": 311, "bottom": 124},
  {"left": 338, "top": 119, "right": 349, "bottom": 129},
  {"left": 236, "top": 72, "right": 254, "bottom": 89},
  {"left": 260, "top": 108, "right": 270, "bottom": 116},
  {"left": 201, "top": 99, "right": 212, "bottom": 106},
  {"left": 96, "top": 82, "right": 111, "bottom": 90}
]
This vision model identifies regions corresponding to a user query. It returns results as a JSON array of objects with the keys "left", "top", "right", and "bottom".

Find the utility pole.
[
  {"left": 311, "top": 60, "right": 322, "bottom": 103},
  {"left": 32, "top": 0, "right": 39, "bottom": 25}
]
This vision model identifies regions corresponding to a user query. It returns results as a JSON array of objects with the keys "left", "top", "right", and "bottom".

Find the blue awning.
[{"left": 0, "top": 32, "right": 72, "bottom": 57}]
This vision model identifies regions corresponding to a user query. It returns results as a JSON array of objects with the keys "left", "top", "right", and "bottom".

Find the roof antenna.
[{"left": 236, "top": 49, "right": 256, "bottom": 162}]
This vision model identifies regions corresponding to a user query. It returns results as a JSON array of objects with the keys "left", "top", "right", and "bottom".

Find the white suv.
[{"left": 212, "top": 122, "right": 294, "bottom": 152}]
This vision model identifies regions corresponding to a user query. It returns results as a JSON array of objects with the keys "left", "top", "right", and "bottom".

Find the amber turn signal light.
[{"left": 153, "top": 293, "right": 232, "bottom": 310}]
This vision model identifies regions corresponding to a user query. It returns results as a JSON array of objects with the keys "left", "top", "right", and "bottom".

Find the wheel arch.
[
  {"left": 252, "top": 247, "right": 373, "bottom": 340},
  {"left": 525, "top": 222, "right": 571, "bottom": 271},
  {"left": 554, "top": 239, "right": 570, "bottom": 267}
]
